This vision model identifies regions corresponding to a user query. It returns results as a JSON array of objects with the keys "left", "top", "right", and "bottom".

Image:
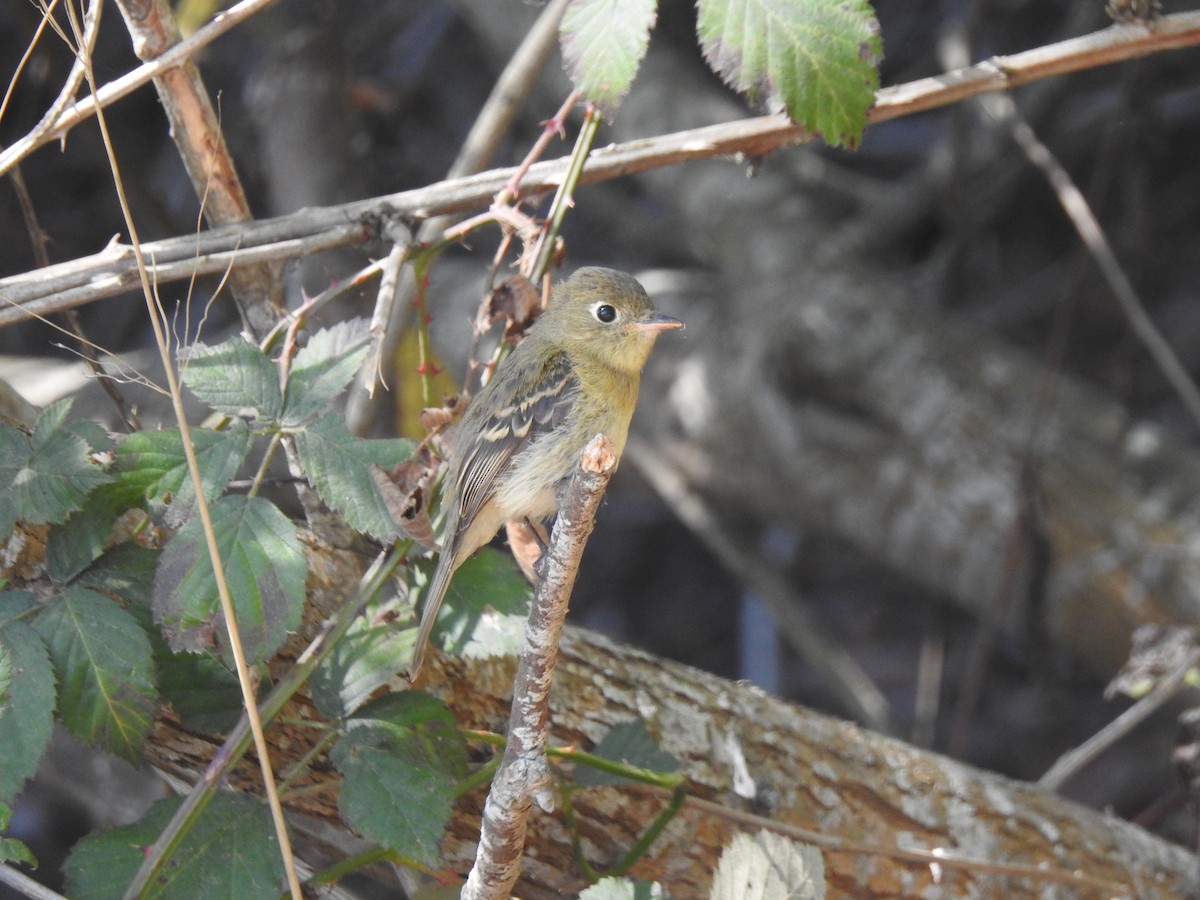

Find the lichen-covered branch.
[{"left": 463, "top": 435, "right": 616, "bottom": 899}]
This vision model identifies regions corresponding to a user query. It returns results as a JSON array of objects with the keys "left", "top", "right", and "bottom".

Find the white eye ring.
[{"left": 593, "top": 303, "right": 618, "bottom": 324}]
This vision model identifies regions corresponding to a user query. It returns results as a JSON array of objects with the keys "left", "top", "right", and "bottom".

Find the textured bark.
[
  {"left": 136, "top": 530, "right": 1197, "bottom": 897},
  {"left": 142, "top": 622, "right": 1197, "bottom": 898}
]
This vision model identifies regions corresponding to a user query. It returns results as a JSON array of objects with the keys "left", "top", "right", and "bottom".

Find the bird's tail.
[{"left": 408, "top": 549, "right": 456, "bottom": 679}]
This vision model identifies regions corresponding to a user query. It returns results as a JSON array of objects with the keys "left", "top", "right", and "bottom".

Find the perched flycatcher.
[{"left": 408, "top": 267, "right": 683, "bottom": 677}]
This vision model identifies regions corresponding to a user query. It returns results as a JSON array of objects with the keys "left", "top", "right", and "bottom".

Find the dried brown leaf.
[
  {"left": 371, "top": 452, "right": 440, "bottom": 550},
  {"left": 419, "top": 394, "right": 464, "bottom": 434},
  {"left": 481, "top": 275, "right": 543, "bottom": 343}
]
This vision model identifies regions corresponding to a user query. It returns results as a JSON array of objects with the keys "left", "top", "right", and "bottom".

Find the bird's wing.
[{"left": 452, "top": 350, "right": 579, "bottom": 532}]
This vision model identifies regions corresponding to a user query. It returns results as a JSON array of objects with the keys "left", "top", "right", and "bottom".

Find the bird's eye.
[{"left": 594, "top": 304, "right": 617, "bottom": 324}]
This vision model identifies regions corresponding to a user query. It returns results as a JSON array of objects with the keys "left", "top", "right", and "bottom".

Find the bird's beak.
[{"left": 632, "top": 313, "right": 684, "bottom": 333}]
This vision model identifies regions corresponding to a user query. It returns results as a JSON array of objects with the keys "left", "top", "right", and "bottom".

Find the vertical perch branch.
[{"left": 462, "top": 434, "right": 617, "bottom": 899}]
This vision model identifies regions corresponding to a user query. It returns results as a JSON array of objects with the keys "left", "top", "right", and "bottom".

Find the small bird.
[{"left": 408, "top": 267, "right": 683, "bottom": 677}]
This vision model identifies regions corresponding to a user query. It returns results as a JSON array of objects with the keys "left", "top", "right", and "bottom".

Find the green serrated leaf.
[
  {"left": 64, "top": 793, "right": 285, "bottom": 900},
  {"left": 46, "top": 478, "right": 147, "bottom": 584},
  {"left": 347, "top": 690, "right": 462, "bottom": 737},
  {"left": 335, "top": 740, "right": 453, "bottom": 867},
  {"left": 0, "top": 424, "right": 30, "bottom": 536},
  {"left": 0, "top": 618, "right": 55, "bottom": 803},
  {"left": 76, "top": 543, "right": 160, "bottom": 609},
  {"left": 710, "top": 829, "right": 826, "bottom": 900},
  {"left": 0, "top": 800, "right": 37, "bottom": 868},
  {"left": 118, "top": 426, "right": 253, "bottom": 524},
  {"left": 31, "top": 397, "right": 73, "bottom": 441},
  {"left": 333, "top": 692, "right": 466, "bottom": 867},
  {"left": 0, "top": 404, "right": 113, "bottom": 535},
  {"left": 696, "top": 0, "right": 881, "bottom": 148},
  {"left": 65, "top": 418, "right": 114, "bottom": 455},
  {"left": 0, "top": 590, "right": 38, "bottom": 621},
  {"left": 580, "top": 877, "right": 666, "bottom": 900},
  {"left": 560, "top": 0, "right": 658, "bottom": 114},
  {"left": 416, "top": 548, "right": 531, "bottom": 661},
  {"left": 154, "top": 643, "right": 246, "bottom": 734},
  {"left": 310, "top": 593, "right": 415, "bottom": 719},
  {"left": 0, "top": 836, "right": 37, "bottom": 869},
  {"left": 114, "top": 573, "right": 245, "bottom": 734},
  {"left": 293, "top": 413, "right": 415, "bottom": 539},
  {"left": 576, "top": 719, "right": 680, "bottom": 787},
  {"left": 181, "top": 336, "right": 283, "bottom": 421},
  {"left": 153, "top": 494, "right": 306, "bottom": 665},
  {"left": 33, "top": 586, "right": 157, "bottom": 762},
  {"left": 282, "top": 319, "right": 371, "bottom": 424}
]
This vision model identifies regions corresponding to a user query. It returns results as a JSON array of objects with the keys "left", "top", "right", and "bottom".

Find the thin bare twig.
[
  {"left": 0, "top": 0, "right": 98, "bottom": 154},
  {"left": 0, "top": 0, "right": 281, "bottom": 177},
  {"left": 1039, "top": 647, "right": 1200, "bottom": 791},
  {"left": 9, "top": 6, "right": 139, "bottom": 434},
  {"left": 462, "top": 435, "right": 617, "bottom": 900},
  {"left": 0, "top": 224, "right": 365, "bottom": 329},
  {"left": 527, "top": 102, "right": 598, "bottom": 281},
  {"left": 358, "top": 238, "right": 411, "bottom": 405},
  {"left": 346, "top": 0, "right": 571, "bottom": 433},
  {"left": 989, "top": 94, "right": 1200, "bottom": 429},
  {"left": 0, "top": 863, "right": 68, "bottom": 900},
  {"left": 8, "top": 41, "right": 140, "bottom": 431}
]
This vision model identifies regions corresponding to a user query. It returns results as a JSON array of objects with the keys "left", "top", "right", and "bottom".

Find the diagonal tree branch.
[{"left": 3, "top": 12, "right": 1199, "bottom": 328}]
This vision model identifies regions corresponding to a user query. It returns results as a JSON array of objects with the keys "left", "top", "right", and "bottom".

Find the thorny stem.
[
  {"left": 260, "top": 258, "right": 388, "bottom": 353},
  {"left": 12, "top": 14, "right": 1200, "bottom": 326},
  {"left": 528, "top": 102, "right": 601, "bottom": 282},
  {"left": 497, "top": 89, "right": 582, "bottom": 206},
  {"left": 449, "top": 96, "right": 600, "bottom": 411},
  {"left": 1, "top": 0, "right": 283, "bottom": 178},
  {"left": 433, "top": 204, "right": 542, "bottom": 255},
  {"left": 410, "top": 255, "right": 437, "bottom": 407},
  {"left": 346, "top": 0, "right": 569, "bottom": 430}
]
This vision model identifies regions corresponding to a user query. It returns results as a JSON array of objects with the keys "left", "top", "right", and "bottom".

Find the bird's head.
[{"left": 540, "top": 267, "right": 684, "bottom": 374}]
